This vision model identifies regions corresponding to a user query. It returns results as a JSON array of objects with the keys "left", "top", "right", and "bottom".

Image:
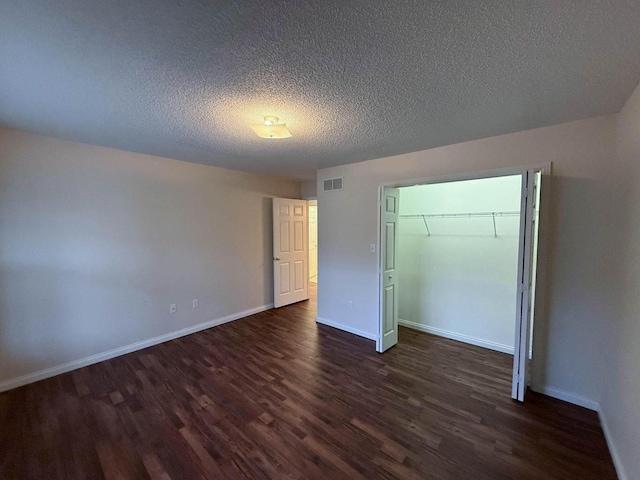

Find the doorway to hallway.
[{"left": 308, "top": 200, "right": 317, "bottom": 285}]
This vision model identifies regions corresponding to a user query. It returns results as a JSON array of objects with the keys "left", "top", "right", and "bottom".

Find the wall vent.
[{"left": 323, "top": 177, "right": 343, "bottom": 192}]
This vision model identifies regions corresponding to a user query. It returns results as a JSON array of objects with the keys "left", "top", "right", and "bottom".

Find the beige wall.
[
  {"left": 0, "top": 127, "right": 300, "bottom": 389},
  {"left": 601, "top": 82, "right": 640, "bottom": 480},
  {"left": 301, "top": 179, "right": 317, "bottom": 198},
  {"left": 317, "top": 114, "right": 618, "bottom": 409}
]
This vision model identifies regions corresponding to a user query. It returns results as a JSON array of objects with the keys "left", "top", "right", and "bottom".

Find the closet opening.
[{"left": 377, "top": 167, "right": 547, "bottom": 401}]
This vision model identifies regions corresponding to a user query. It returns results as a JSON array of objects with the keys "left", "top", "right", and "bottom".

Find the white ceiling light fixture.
[{"left": 250, "top": 115, "right": 292, "bottom": 139}]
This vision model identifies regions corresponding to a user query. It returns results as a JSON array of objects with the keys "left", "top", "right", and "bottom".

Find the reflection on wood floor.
[{"left": 0, "top": 285, "right": 615, "bottom": 479}]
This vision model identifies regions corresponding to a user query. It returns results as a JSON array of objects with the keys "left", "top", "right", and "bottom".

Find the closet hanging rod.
[{"left": 399, "top": 211, "right": 520, "bottom": 219}]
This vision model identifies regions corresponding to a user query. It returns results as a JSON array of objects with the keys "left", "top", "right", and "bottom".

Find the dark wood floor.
[{"left": 0, "top": 287, "right": 616, "bottom": 479}]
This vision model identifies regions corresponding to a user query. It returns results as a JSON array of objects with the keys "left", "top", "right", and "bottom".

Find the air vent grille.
[{"left": 323, "top": 177, "right": 343, "bottom": 192}]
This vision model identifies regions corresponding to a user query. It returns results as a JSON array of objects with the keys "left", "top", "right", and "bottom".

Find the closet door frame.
[{"left": 376, "top": 163, "right": 551, "bottom": 401}]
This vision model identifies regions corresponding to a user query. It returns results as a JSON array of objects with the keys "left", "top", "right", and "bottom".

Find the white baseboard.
[
  {"left": 598, "top": 408, "right": 628, "bottom": 480},
  {"left": 532, "top": 385, "right": 600, "bottom": 411},
  {"left": 315, "top": 317, "right": 378, "bottom": 341},
  {"left": 0, "top": 303, "right": 273, "bottom": 393},
  {"left": 401, "top": 321, "right": 622, "bottom": 472},
  {"left": 399, "top": 319, "right": 514, "bottom": 355},
  {"left": 534, "top": 390, "right": 625, "bottom": 477}
]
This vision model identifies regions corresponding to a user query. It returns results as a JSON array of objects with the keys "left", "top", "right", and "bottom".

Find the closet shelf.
[
  {"left": 399, "top": 211, "right": 520, "bottom": 237},
  {"left": 399, "top": 211, "right": 520, "bottom": 219}
]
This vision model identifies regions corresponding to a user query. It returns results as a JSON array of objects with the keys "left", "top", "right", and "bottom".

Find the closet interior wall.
[{"left": 397, "top": 175, "right": 522, "bottom": 354}]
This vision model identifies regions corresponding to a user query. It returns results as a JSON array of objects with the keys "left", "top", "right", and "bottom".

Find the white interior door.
[
  {"left": 378, "top": 187, "right": 400, "bottom": 352},
  {"left": 512, "top": 170, "right": 541, "bottom": 401},
  {"left": 273, "top": 198, "right": 309, "bottom": 308}
]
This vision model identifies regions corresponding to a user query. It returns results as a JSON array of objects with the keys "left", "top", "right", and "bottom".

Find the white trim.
[
  {"left": 376, "top": 186, "right": 383, "bottom": 352},
  {"left": 399, "top": 319, "right": 514, "bottom": 355},
  {"left": 532, "top": 385, "right": 599, "bottom": 411},
  {"left": 527, "top": 388, "right": 626, "bottom": 478},
  {"left": 378, "top": 163, "right": 552, "bottom": 189},
  {"left": 598, "top": 408, "right": 628, "bottom": 480},
  {"left": 0, "top": 304, "right": 274, "bottom": 393},
  {"left": 316, "top": 317, "right": 378, "bottom": 341}
]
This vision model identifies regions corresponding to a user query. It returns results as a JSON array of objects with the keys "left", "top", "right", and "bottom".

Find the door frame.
[{"left": 376, "top": 163, "right": 552, "bottom": 393}]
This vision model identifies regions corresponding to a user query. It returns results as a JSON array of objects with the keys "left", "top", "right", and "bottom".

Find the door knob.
[{"left": 274, "top": 257, "right": 280, "bottom": 261}]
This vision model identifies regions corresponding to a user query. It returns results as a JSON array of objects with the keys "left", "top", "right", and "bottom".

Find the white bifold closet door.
[
  {"left": 378, "top": 187, "right": 400, "bottom": 352},
  {"left": 273, "top": 198, "right": 309, "bottom": 308},
  {"left": 512, "top": 170, "right": 542, "bottom": 402}
]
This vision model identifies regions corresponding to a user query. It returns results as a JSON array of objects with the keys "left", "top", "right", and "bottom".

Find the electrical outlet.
[
  {"left": 170, "top": 304, "right": 177, "bottom": 314},
  {"left": 348, "top": 300, "right": 353, "bottom": 309},
  {"left": 192, "top": 299, "right": 199, "bottom": 309},
  {"left": 370, "top": 244, "right": 376, "bottom": 253}
]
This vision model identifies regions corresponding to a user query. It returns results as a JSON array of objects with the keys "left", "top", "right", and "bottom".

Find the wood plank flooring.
[{"left": 0, "top": 287, "right": 616, "bottom": 479}]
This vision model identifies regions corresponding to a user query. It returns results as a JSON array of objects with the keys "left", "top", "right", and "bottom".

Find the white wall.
[
  {"left": 397, "top": 176, "right": 521, "bottom": 353},
  {"left": 600, "top": 82, "right": 640, "bottom": 480},
  {"left": 317, "top": 114, "right": 618, "bottom": 408},
  {"left": 0, "top": 127, "right": 300, "bottom": 389}
]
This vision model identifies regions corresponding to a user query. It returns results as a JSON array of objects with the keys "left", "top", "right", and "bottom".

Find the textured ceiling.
[{"left": 2, "top": 1, "right": 640, "bottom": 179}]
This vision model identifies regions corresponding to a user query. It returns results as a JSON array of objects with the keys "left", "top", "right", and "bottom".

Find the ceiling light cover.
[{"left": 251, "top": 116, "right": 292, "bottom": 139}]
